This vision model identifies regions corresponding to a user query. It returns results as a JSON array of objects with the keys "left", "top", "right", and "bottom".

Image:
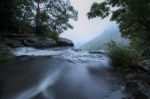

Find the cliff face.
[{"left": 81, "top": 27, "right": 128, "bottom": 51}]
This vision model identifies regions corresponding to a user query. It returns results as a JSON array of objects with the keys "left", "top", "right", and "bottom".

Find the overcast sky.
[{"left": 61, "top": 0, "right": 117, "bottom": 47}]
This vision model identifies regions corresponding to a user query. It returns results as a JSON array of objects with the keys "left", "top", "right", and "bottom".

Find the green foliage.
[
  {"left": 107, "top": 41, "right": 141, "bottom": 68},
  {"left": 17, "top": 0, "right": 35, "bottom": 34},
  {"left": 130, "top": 39, "right": 150, "bottom": 59},
  {"left": 39, "top": 30, "right": 59, "bottom": 40},
  {"left": 142, "top": 46, "right": 150, "bottom": 59},
  {"left": 88, "top": 0, "right": 150, "bottom": 47},
  {"left": 87, "top": 0, "right": 150, "bottom": 58},
  {"left": 34, "top": 0, "right": 78, "bottom": 34},
  {"left": 0, "top": 0, "right": 78, "bottom": 37},
  {"left": 87, "top": 2, "right": 110, "bottom": 19},
  {"left": 0, "top": 44, "right": 14, "bottom": 62},
  {"left": 47, "top": 31, "right": 59, "bottom": 40}
]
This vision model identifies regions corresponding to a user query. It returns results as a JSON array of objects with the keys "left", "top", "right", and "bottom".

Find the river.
[{"left": 0, "top": 47, "right": 126, "bottom": 99}]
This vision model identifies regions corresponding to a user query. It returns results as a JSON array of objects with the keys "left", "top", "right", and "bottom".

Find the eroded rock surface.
[{"left": 0, "top": 35, "right": 74, "bottom": 48}]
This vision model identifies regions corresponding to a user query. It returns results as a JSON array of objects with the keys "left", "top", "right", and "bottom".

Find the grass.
[{"left": 107, "top": 41, "right": 142, "bottom": 68}]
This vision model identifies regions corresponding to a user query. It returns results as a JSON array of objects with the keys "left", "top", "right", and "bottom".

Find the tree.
[
  {"left": 0, "top": 0, "right": 34, "bottom": 34},
  {"left": 16, "top": 0, "right": 35, "bottom": 34},
  {"left": 0, "top": 0, "right": 78, "bottom": 37},
  {"left": 34, "top": 0, "right": 78, "bottom": 35},
  {"left": 0, "top": 0, "right": 19, "bottom": 33},
  {"left": 87, "top": 0, "right": 150, "bottom": 44}
]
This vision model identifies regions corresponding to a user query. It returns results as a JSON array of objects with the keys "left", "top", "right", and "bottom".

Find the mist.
[{"left": 60, "top": 0, "right": 118, "bottom": 47}]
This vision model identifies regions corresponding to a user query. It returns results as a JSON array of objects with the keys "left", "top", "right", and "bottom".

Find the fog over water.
[{"left": 61, "top": 0, "right": 118, "bottom": 47}]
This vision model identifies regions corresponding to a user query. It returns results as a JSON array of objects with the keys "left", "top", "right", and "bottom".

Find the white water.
[{"left": 12, "top": 47, "right": 110, "bottom": 64}]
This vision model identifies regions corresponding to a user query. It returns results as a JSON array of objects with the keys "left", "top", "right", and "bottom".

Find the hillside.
[{"left": 81, "top": 26, "right": 128, "bottom": 51}]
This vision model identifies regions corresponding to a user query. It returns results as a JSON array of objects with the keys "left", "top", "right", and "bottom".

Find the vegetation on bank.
[
  {"left": 88, "top": 0, "right": 150, "bottom": 69},
  {"left": 0, "top": 44, "right": 14, "bottom": 62},
  {"left": 107, "top": 41, "right": 142, "bottom": 68}
]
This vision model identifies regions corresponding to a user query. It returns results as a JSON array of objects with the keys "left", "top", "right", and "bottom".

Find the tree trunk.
[{"left": 35, "top": 1, "right": 41, "bottom": 34}]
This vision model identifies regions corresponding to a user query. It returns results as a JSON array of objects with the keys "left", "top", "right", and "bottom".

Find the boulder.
[
  {"left": 0, "top": 35, "right": 74, "bottom": 48},
  {"left": 138, "top": 59, "right": 150, "bottom": 72},
  {"left": 0, "top": 37, "right": 24, "bottom": 48},
  {"left": 23, "top": 37, "right": 57, "bottom": 48},
  {"left": 124, "top": 81, "right": 149, "bottom": 99},
  {"left": 56, "top": 38, "right": 74, "bottom": 47}
]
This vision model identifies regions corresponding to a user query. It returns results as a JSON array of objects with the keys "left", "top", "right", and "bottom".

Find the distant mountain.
[{"left": 80, "top": 26, "right": 128, "bottom": 51}]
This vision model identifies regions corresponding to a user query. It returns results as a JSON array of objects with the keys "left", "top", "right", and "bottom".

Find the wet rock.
[
  {"left": 124, "top": 82, "right": 139, "bottom": 95},
  {"left": 0, "top": 37, "right": 24, "bottom": 48},
  {"left": 56, "top": 38, "right": 74, "bottom": 47},
  {"left": 134, "top": 92, "right": 148, "bottom": 99},
  {"left": 124, "top": 82, "right": 149, "bottom": 99},
  {"left": 23, "top": 37, "right": 57, "bottom": 48},
  {"left": 0, "top": 35, "right": 74, "bottom": 48},
  {"left": 138, "top": 59, "right": 150, "bottom": 72},
  {"left": 89, "top": 50, "right": 107, "bottom": 54}
]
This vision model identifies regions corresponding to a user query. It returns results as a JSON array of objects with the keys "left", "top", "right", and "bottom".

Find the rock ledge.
[{"left": 0, "top": 35, "right": 74, "bottom": 48}]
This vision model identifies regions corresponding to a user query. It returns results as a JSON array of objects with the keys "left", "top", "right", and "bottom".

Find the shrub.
[
  {"left": 107, "top": 41, "right": 142, "bottom": 68},
  {"left": 0, "top": 44, "right": 14, "bottom": 62},
  {"left": 141, "top": 46, "right": 150, "bottom": 59},
  {"left": 35, "top": 27, "right": 59, "bottom": 40},
  {"left": 41, "top": 31, "right": 59, "bottom": 40},
  {"left": 130, "top": 39, "right": 150, "bottom": 59},
  {"left": 46, "top": 31, "right": 59, "bottom": 40}
]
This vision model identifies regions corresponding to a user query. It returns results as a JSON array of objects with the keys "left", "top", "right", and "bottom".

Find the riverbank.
[{"left": 111, "top": 67, "right": 150, "bottom": 99}]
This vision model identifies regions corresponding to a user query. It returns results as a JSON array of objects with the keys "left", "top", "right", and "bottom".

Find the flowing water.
[{"left": 0, "top": 47, "right": 126, "bottom": 99}]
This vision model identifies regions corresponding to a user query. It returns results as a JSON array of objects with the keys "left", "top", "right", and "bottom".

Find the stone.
[
  {"left": 138, "top": 59, "right": 150, "bottom": 72},
  {"left": 0, "top": 37, "right": 24, "bottom": 48},
  {"left": 56, "top": 38, "right": 74, "bottom": 47},
  {"left": 0, "top": 35, "right": 74, "bottom": 48},
  {"left": 23, "top": 37, "right": 57, "bottom": 48}
]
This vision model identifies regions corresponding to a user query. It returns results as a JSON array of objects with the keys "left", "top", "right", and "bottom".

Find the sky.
[{"left": 60, "top": 0, "right": 117, "bottom": 47}]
